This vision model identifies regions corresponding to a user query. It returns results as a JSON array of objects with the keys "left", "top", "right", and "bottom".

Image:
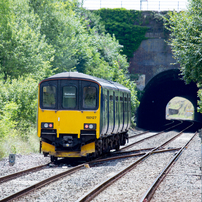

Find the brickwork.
[{"left": 128, "top": 12, "right": 180, "bottom": 88}]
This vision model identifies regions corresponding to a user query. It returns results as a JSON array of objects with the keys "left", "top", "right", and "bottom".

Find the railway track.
[
  {"left": 139, "top": 131, "right": 198, "bottom": 202},
  {"left": 0, "top": 164, "right": 49, "bottom": 184},
  {"left": 120, "top": 120, "right": 183, "bottom": 152},
  {"left": 0, "top": 122, "right": 197, "bottom": 201},
  {"left": 0, "top": 164, "right": 85, "bottom": 202},
  {"left": 75, "top": 122, "right": 196, "bottom": 202},
  {"left": 0, "top": 147, "right": 181, "bottom": 202}
]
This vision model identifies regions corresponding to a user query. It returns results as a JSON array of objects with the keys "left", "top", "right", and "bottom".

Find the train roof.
[{"left": 41, "top": 72, "right": 130, "bottom": 92}]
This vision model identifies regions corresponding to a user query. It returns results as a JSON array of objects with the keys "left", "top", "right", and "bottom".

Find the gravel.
[
  {"left": 151, "top": 133, "right": 201, "bottom": 202},
  {"left": 0, "top": 153, "right": 50, "bottom": 177},
  {"left": 0, "top": 129, "right": 201, "bottom": 202}
]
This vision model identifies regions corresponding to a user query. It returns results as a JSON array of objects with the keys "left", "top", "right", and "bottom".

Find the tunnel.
[{"left": 136, "top": 69, "right": 202, "bottom": 130}]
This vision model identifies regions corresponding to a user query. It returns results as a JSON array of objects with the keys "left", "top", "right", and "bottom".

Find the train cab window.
[
  {"left": 42, "top": 86, "right": 56, "bottom": 108},
  {"left": 83, "top": 87, "right": 97, "bottom": 109},
  {"left": 62, "top": 86, "right": 77, "bottom": 109}
]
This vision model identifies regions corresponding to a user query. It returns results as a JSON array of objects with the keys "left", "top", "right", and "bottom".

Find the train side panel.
[{"left": 100, "top": 87, "right": 131, "bottom": 136}]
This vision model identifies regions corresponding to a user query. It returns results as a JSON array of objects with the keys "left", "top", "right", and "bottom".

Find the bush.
[
  {"left": 0, "top": 127, "right": 39, "bottom": 159},
  {"left": 0, "top": 77, "right": 38, "bottom": 132}
]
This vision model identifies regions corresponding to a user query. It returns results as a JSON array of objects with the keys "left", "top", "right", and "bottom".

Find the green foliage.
[
  {"left": 0, "top": 102, "right": 18, "bottom": 138},
  {"left": 0, "top": 0, "right": 54, "bottom": 80},
  {"left": 93, "top": 8, "right": 148, "bottom": 59},
  {"left": 164, "top": 1, "right": 202, "bottom": 85},
  {"left": 0, "top": 0, "right": 140, "bottom": 158},
  {"left": 73, "top": 6, "right": 106, "bottom": 35},
  {"left": 164, "top": 0, "right": 202, "bottom": 112},
  {"left": 30, "top": 0, "right": 87, "bottom": 73},
  {"left": 29, "top": 1, "right": 139, "bottom": 110},
  {"left": 86, "top": 47, "right": 139, "bottom": 112},
  {"left": 197, "top": 89, "right": 202, "bottom": 113},
  {"left": 0, "top": 77, "right": 38, "bottom": 132},
  {"left": 0, "top": 127, "right": 39, "bottom": 158}
]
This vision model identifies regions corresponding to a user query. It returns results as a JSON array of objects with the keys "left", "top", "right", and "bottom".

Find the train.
[{"left": 37, "top": 72, "right": 131, "bottom": 161}]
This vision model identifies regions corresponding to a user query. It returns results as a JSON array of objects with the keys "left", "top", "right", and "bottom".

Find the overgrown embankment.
[{"left": 0, "top": 0, "right": 139, "bottom": 158}]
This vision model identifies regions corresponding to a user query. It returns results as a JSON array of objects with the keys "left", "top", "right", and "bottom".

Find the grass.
[
  {"left": 0, "top": 127, "right": 39, "bottom": 160},
  {"left": 166, "top": 96, "right": 194, "bottom": 120}
]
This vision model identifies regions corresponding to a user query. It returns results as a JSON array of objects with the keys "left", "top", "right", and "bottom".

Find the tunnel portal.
[{"left": 136, "top": 69, "right": 202, "bottom": 130}]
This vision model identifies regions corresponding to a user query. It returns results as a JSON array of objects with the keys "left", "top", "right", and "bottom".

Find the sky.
[{"left": 80, "top": 0, "right": 188, "bottom": 12}]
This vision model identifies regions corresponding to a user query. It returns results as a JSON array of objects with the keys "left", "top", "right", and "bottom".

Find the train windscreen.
[
  {"left": 40, "top": 80, "right": 99, "bottom": 110},
  {"left": 83, "top": 86, "right": 97, "bottom": 109},
  {"left": 42, "top": 86, "right": 56, "bottom": 109},
  {"left": 62, "top": 86, "right": 77, "bottom": 109}
]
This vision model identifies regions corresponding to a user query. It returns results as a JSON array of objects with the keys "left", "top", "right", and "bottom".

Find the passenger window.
[
  {"left": 42, "top": 86, "right": 56, "bottom": 108},
  {"left": 62, "top": 86, "right": 76, "bottom": 109},
  {"left": 83, "top": 87, "right": 96, "bottom": 108}
]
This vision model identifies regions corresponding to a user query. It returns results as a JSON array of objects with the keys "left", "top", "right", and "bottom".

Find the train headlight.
[
  {"left": 44, "top": 123, "right": 48, "bottom": 128},
  {"left": 41, "top": 122, "right": 54, "bottom": 129},
  {"left": 89, "top": 124, "right": 93, "bottom": 129},
  {"left": 84, "top": 124, "right": 96, "bottom": 130}
]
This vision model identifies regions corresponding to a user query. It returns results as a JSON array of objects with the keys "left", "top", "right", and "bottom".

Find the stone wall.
[{"left": 128, "top": 11, "right": 180, "bottom": 90}]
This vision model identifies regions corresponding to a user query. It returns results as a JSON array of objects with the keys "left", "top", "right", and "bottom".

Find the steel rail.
[
  {"left": 0, "top": 122, "right": 193, "bottom": 202},
  {"left": 120, "top": 131, "right": 164, "bottom": 151},
  {"left": 0, "top": 164, "right": 84, "bottom": 202},
  {"left": 113, "top": 147, "right": 155, "bottom": 155},
  {"left": 129, "top": 131, "right": 149, "bottom": 139},
  {"left": 121, "top": 121, "right": 183, "bottom": 151},
  {"left": 163, "top": 120, "right": 183, "bottom": 131},
  {"left": 75, "top": 122, "right": 194, "bottom": 202},
  {"left": 128, "top": 120, "right": 182, "bottom": 140},
  {"left": 139, "top": 131, "right": 198, "bottom": 202},
  {"left": 91, "top": 148, "right": 181, "bottom": 164},
  {"left": 0, "top": 164, "right": 50, "bottom": 184},
  {"left": 163, "top": 120, "right": 175, "bottom": 126},
  {"left": 0, "top": 148, "right": 180, "bottom": 202}
]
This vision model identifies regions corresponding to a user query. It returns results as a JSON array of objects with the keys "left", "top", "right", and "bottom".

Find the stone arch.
[{"left": 136, "top": 69, "right": 202, "bottom": 130}]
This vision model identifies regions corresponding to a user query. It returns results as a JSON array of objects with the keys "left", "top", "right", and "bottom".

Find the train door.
[
  {"left": 123, "top": 93, "right": 128, "bottom": 131},
  {"left": 111, "top": 91, "right": 115, "bottom": 133},
  {"left": 116, "top": 93, "right": 120, "bottom": 133},
  {"left": 119, "top": 94, "right": 124, "bottom": 131},
  {"left": 126, "top": 94, "right": 129, "bottom": 129},
  {"left": 108, "top": 91, "right": 114, "bottom": 134},
  {"left": 124, "top": 94, "right": 128, "bottom": 131},
  {"left": 123, "top": 94, "right": 126, "bottom": 131},
  {"left": 100, "top": 88, "right": 107, "bottom": 135},
  {"left": 113, "top": 92, "right": 119, "bottom": 133},
  {"left": 105, "top": 90, "right": 109, "bottom": 134},
  {"left": 56, "top": 80, "right": 79, "bottom": 135},
  {"left": 127, "top": 94, "right": 131, "bottom": 129}
]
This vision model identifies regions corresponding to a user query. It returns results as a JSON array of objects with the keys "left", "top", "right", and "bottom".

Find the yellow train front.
[{"left": 37, "top": 72, "right": 131, "bottom": 161}]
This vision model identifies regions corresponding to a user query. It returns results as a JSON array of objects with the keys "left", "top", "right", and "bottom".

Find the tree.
[
  {"left": 0, "top": 0, "right": 54, "bottom": 80},
  {"left": 30, "top": 0, "right": 88, "bottom": 73},
  {"left": 29, "top": 1, "right": 139, "bottom": 112},
  {"left": 165, "top": 0, "right": 202, "bottom": 85},
  {"left": 93, "top": 8, "right": 148, "bottom": 60}
]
